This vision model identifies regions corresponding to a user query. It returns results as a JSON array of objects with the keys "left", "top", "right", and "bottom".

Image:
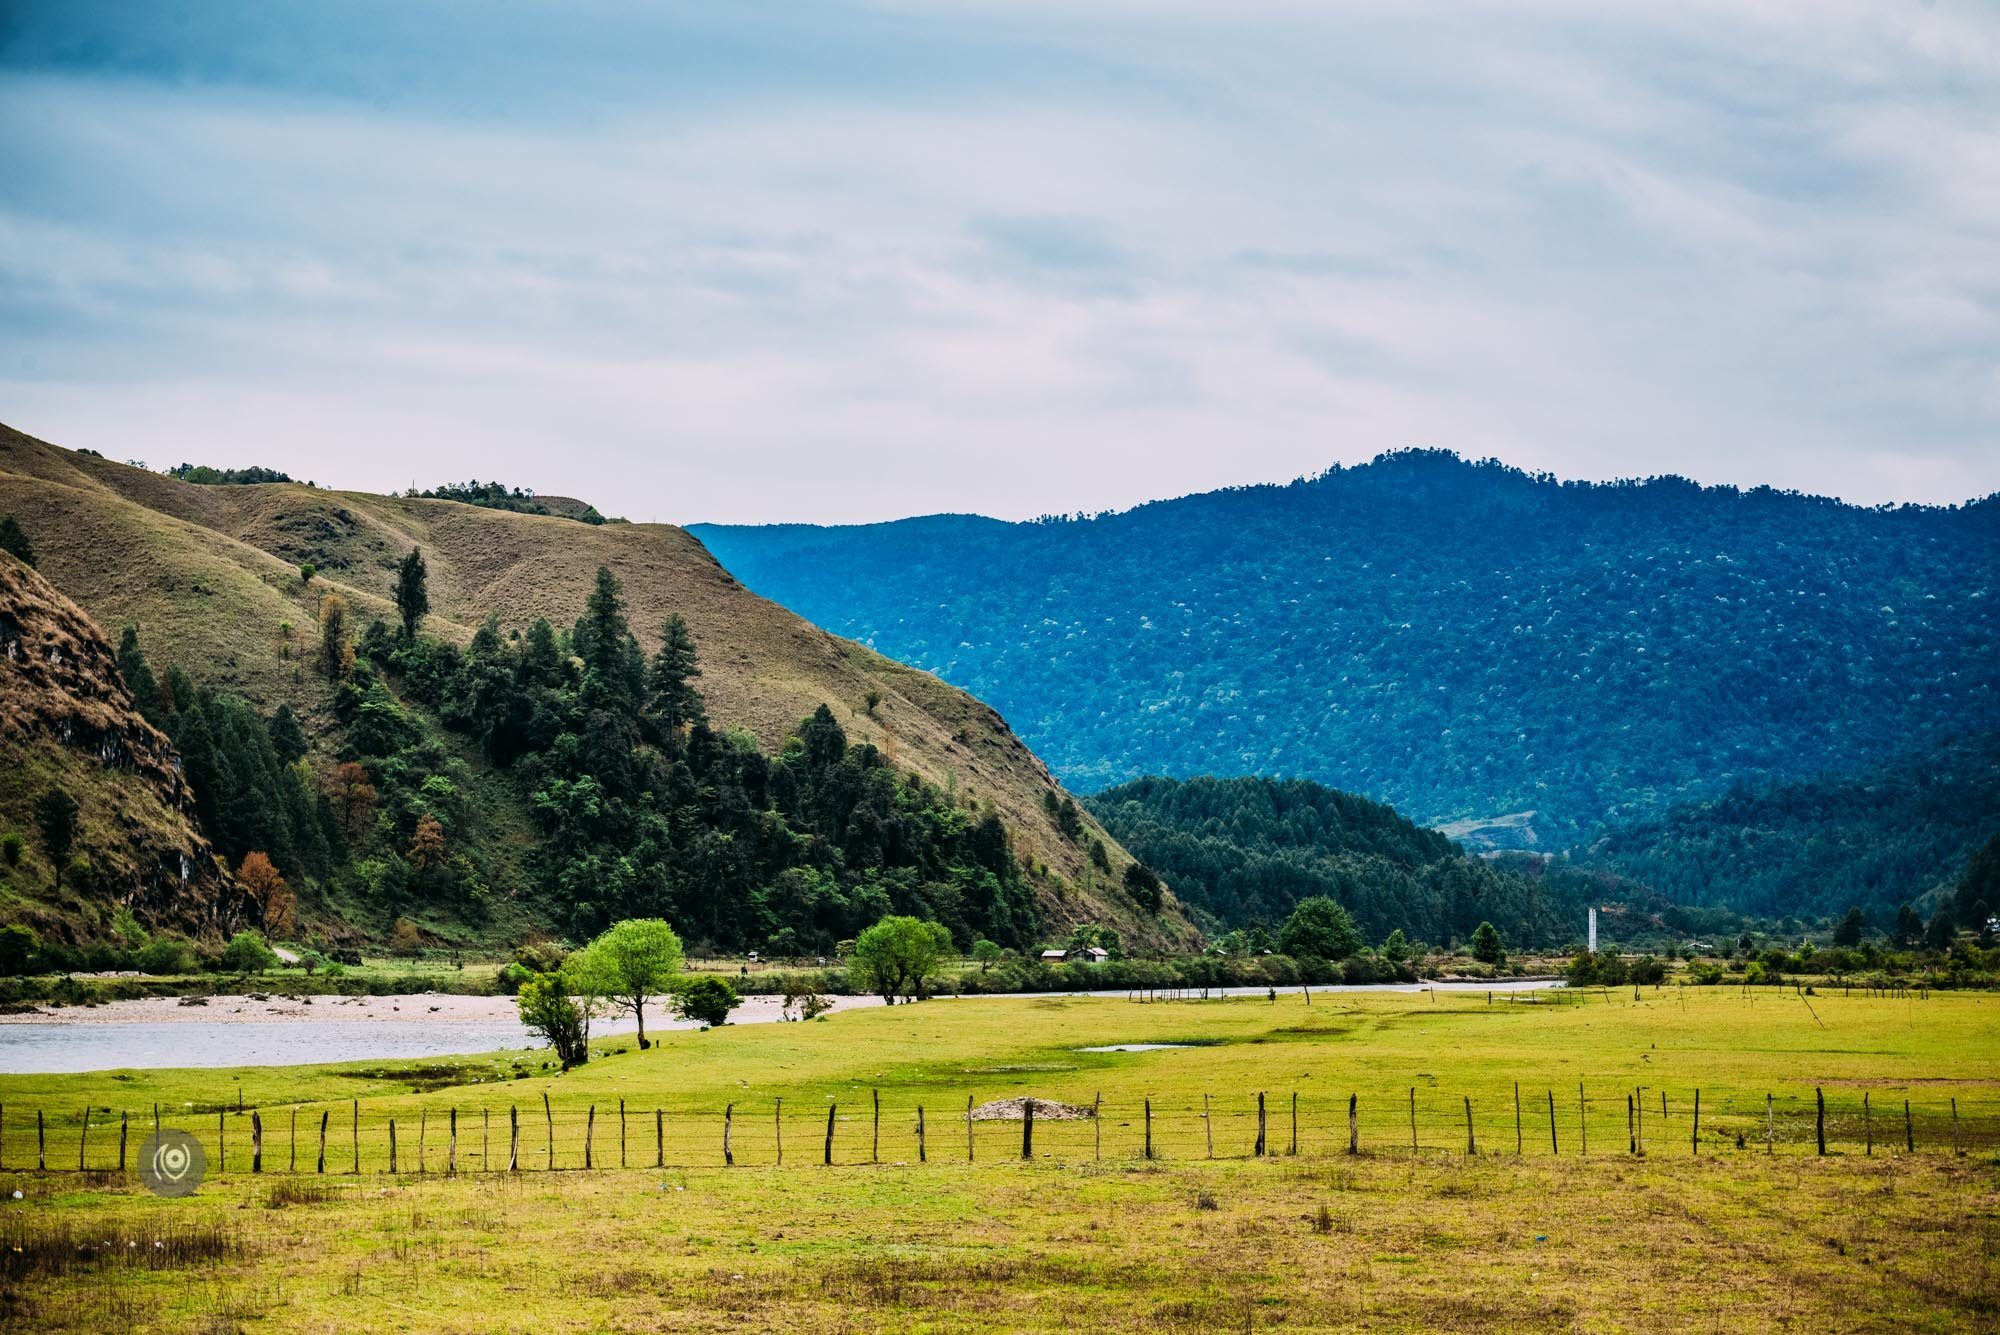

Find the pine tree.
[
  {"left": 647, "top": 613, "right": 707, "bottom": 741},
  {"left": 267, "top": 703, "right": 309, "bottom": 765},
  {"left": 320, "top": 594, "right": 351, "bottom": 682},
  {"left": 34, "top": 787, "right": 78, "bottom": 891},
  {"left": 115, "top": 627, "right": 167, "bottom": 727},
  {"left": 394, "top": 547, "right": 429, "bottom": 638}
]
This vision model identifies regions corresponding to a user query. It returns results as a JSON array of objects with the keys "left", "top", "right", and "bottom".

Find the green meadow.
[{"left": 3, "top": 987, "right": 1997, "bottom": 1331}]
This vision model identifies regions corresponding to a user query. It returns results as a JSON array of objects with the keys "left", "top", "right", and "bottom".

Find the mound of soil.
[{"left": 968, "top": 1098, "right": 1095, "bottom": 1122}]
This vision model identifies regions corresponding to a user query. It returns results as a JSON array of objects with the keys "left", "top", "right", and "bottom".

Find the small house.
[
  {"left": 1039, "top": 949, "right": 1068, "bottom": 963},
  {"left": 1074, "top": 946, "right": 1109, "bottom": 965}
]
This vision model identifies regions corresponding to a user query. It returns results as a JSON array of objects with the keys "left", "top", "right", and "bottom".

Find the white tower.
[{"left": 1588, "top": 907, "right": 1598, "bottom": 954}]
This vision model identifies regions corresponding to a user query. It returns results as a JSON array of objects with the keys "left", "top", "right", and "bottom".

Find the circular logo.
[{"left": 137, "top": 1129, "right": 205, "bottom": 1198}]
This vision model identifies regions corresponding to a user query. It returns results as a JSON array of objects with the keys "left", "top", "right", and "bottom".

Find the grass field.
[{"left": 2, "top": 987, "right": 1996, "bottom": 1331}]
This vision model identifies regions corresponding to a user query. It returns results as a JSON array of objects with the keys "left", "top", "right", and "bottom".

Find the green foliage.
[
  {"left": 418, "top": 480, "right": 607, "bottom": 523},
  {"left": 1122, "top": 861, "right": 1163, "bottom": 913},
  {"left": 1278, "top": 896, "right": 1362, "bottom": 961},
  {"left": 1832, "top": 907, "right": 1866, "bottom": 948},
  {"left": 136, "top": 936, "right": 196, "bottom": 975},
  {"left": 115, "top": 627, "right": 167, "bottom": 727},
  {"left": 849, "top": 915, "right": 952, "bottom": 1003},
  {"left": 672, "top": 974, "right": 740, "bottom": 1027},
  {"left": 0, "top": 924, "right": 38, "bottom": 976},
  {"left": 1469, "top": 921, "right": 1505, "bottom": 965},
  {"left": 516, "top": 971, "right": 589, "bottom": 1069},
  {"left": 167, "top": 462, "right": 293, "bottom": 485},
  {"left": 695, "top": 457, "right": 2000, "bottom": 845},
  {"left": 219, "top": 930, "right": 279, "bottom": 973},
  {"left": 1957, "top": 832, "right": 2000, "bottom": 928},
  {"left": 571, "top": 918, "right": 684, "bottom": 1047},
  {"left": 171, "top": 685, "right": 331, "bottom": 883},
  {"left": 394, "top": 547, "right": 429, "bottom": 639},
  {"left": 1, "top": 832, "right": 21, "bottom": 866},
  {"left": 0, "top": 514, "right": 35, "bottom": 567},
  {"left": 1089, "top": 775, "right": 1584, "bottom": 947},
  {"left": 34, "top": 787, "right": 79, "bottom": 891}
]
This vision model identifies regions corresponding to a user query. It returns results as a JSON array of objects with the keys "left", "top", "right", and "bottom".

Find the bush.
[
  {"left": 0, "top": 924, "right": 37, "bottom": 976},
  {"left": 513, "top": 938, "right": 567, "bottom": 973},
  {"left": 219, "top": 931, "right": 280, "bottom": 974},
  {"left": 136, "top": 937, "right": 196, "bottom": 975},
  {"left": 672, "top": 974, "right": 741, "bottom": 1027},
  {"left": 0, "top": 833, "right": 21, "bottom": 867},
  {"left": 496, "top": 961, "right": 534, "bottom": 995}
]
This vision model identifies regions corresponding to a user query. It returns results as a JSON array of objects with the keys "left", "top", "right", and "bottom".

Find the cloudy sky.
[{"left": 3, "top": 1, "right": 1996, "bottom": 523}]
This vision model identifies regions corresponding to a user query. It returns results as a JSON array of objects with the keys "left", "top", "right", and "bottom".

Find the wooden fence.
[{"left": 2, "top": 1085, "right": 1994, "bottom": 1176}]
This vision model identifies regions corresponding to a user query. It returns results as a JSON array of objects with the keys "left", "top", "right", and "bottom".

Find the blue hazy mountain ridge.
[{"left": 692, "top": 450, "right": 2000, "bottom": 846}]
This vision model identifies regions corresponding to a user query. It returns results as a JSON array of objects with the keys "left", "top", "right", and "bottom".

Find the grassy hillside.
[
  {"left": 0, "top": 425, "right": 1189, "bottom": 950},
  {"left": 694, "top": 451, "right": 2000, "bottom": 841},
  {"left": 0, "top": 554, "right": 249, "bottom": 943}
]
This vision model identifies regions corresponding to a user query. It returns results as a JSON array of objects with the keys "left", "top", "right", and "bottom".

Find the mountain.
[
  {"left": 694, "top": 452, "right": 2000, "bottom": 841},
  {"left": 0, "top": 424, "right": 1189, "bottom": 951},
  {"left": 0, "top": 552, "right": 249, "bottom": 943},
  {"left": 1085, "top": 774, "right": 1594, "bottom": 948},
  {"left": 1577, "top": 731, "right": 2000, "bottom": 926}
]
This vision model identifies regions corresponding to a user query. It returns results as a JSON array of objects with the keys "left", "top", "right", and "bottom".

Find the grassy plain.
[{"left": 2, "top": 987, "right": 1996, "bottom": 1331}]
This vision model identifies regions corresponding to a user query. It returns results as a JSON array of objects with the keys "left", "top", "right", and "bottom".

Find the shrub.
[
  {"left": 0, "top": 924, "right": 37, "bottom": 976},
  {"left": 672, "top": 974, "right": 741, "bottom": 1027},
  {"left": 219, "top": 931, "right": 279, "bottom": 974},
  {"left": 0, "top": 833, "right": 21, "bottom": 866},
  {"left": 136, "top": 937, "right": 196, "bottom": 975},
  {"left": 496, "top": 961, "right": 534, "bottom": 995}
]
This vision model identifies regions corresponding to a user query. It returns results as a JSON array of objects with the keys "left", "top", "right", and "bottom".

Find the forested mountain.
[
  {"left": 1578, "top": 732, "right": 2000, "bottom": 926},
  {"left": 1087, "top": 775, "right": 1593, "bottom": 948},
  {"left": 696, "top": 452, "right": 1999, "bottom": 841},
  {"left": 0, "top": 424, "right": 1187, "bottom": 952}
]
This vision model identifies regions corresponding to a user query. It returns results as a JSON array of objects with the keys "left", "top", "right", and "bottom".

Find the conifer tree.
[{"left": 394, "top": 547, "right": 429, "bottom": 638}]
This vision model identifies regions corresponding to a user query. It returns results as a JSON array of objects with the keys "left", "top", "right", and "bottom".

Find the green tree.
[
  {"left": 1924, "top": 909, "right": 1956, "bottom": 951},
  {"left": 298, "top": 561, "right": 316, "bottom": 587},
  {"left": 34, "top": 787, "right": 79, "bottom": 892},
  {"left": 570, "top": 918, "right": 685, "bottom": 1049},
  {"left": 1122, "top": 861, "right": 1163, "bottom": 913},
  {"left": 115, "top": 627, "right": 167, "bottom": 726},
  {"left": 672, "top": 974, "right": 740, "bottom": 1027},
  {"left": 1381, "top": 928, "right": 1411, "bottom": 964},
  {"left": 970, "top": 939, "right": 1004, "bottom": 972},
  {"left": 646, "top": 613, "right": 707, "bottom": 740},
  {"left": 394, "top": 547, "right": 430, "bottom": 639},
  {"left": 1832, "top": 906, "right": 1866, "bottom": 948},
  {"left": 219, "top": 930, "right": 279, "bottom": 973},
  {"left": 1893, "top": 903, "right": 1923, "bottom": 949},
  {"left": 0, "top": 924, "right": 37, "bottom": 976},
  {"left": 849, "top": 915, "right": 952, "bottom": 1004},
  {"left": 516, "top": 971, "right": 590, "bottom": 1070},
  {"left": 0, "top": 514, "right": 35, "bottom": 567},
  {"left": 267, "top": 703, "right": 310, "bottom": 765},
  {"left": 1469, "top": 920, "right": 1506, "bottom": 965},
  {"left": 320, "top": 593, "right": 350, "bottom": 681},
  {"left": 1278, "top": 896, "right": 1362, "bottom": 961}
]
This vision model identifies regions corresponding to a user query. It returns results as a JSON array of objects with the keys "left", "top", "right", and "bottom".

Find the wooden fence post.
[
  {"left": 1627, "top": 1094, "right": 1635, "bottom": 1155},
  {"left": 1409, "top": 1087, "right": 1417, "bottom": 1155},
  {"left": 1904, "top": 1099, "right": 1913, "bottom": 1154},
  {"left": 724, "top": 1103, "right": 734, "bottom": 1167},
  {"left": 510, "top": 1106, "right": 520, "bottom": 1172},
  {"left": 1579, "top": 1083, "right": 1587, "bottom": 1157},
  {"left": 1290, "top": 1092, "right": 1299, "bottom": 1156},
  {"left": 1255, "top": 1092, "right": 1267, "bottom": 1157},
  {"left": 1864, "top": 1093, "right": 1872, "bottom": 1156},
  {"left": 1022, "top": 1098, "right": 1034, "bottom": 1160},
  {"left": 544, "top": 1093, "right": 554, "bottom": 1169},
  {"left": 217, "top": 1110, "right": 224, "bottom": 1174},
  {"left": 318, "top": 1110, "right": 328, "bottom": 1173},
  {"left": 37, "top": 1109, "right": 45, "bottom": 1171},
  {"left": 1144, "top": 1098, "right": 1154, "bottom": 1160},
  {"left": 1691, "top": 1090, "right": 1699, "bottom": 1155},
  {"left": 289, "top": 1108, "right": 296, "bottom": 1173},
  {"left": 483, "top": 1108, "right": 489, "bottom": 1172},
  {"left": 1349, "top": 1093, "right": 1359, "bottom": 1156},
  {"left": 1635, "top": 1088, "right": 1643, "bottom": 1155},
  {"left": 1, "top": 1103, "right": 6, "bottom": 1171},
  {"left": 419, "top": 1109, "right": 428, "bottom": 1175},
  {"left": 584, "top": 1105, "right": 594, "bottom": 1170},
  {"left": 1093, "top": 1094, "right": 1102, "bottom": 1161},
  {"left": 251, "top": 1111, "right": 263, "bottom": 1173},
  {"left": 120, "top": 1111, "right": 129, "bottom": 1172},
  {"left": 656, "top": 1109, "right": 664, "bottom": 1169},
  {"left": 1514, "top": 1082, "right": 1522, "bottom": 1155},
  {"left": 1766, "top": 1094, "right": 1774, "bottom": 1155},
  {"left": 1463, "top": 1097, "right": 1475, "bottom": 1156},
  {"left": 775, "top": 1099, "right": 783, "bottom": 1166},
  {"left": 873, "top": 1090, "right": 881, "bottom": 1164},
  {"left": 1815, "top": 1088, "right": 1826, "bottom": 1155},
  {"left": 388, "top": 1119, "right": 398, "bottom": 1175},
  {"left": 449, "top": 1108, "right": 458, "bottom": 1176},
  {"left": 351, "top": 1101, "right": 359, "bottom": 1175},
  {"left": 917, "top": 1105, "right": 927, "bottom": 1163},
  {"left": 1204, "top": 1094, "right": 1214, "bottom": 1158},
  {"left": 619, "top": 1100, "right": 626, "bottom": 1169},
  {"left": 824, "top": 1103, "right": 836, "bottom": 1166},
  {"left": 1548, "top": 1090, "right": 1558, "bottom": 1155},
  {"left": 967, "top": 1096, "right": 975, "bottom": 1162},
  {"left": 79, "top": 1107, "right": 89, "bottom": 1171},
  {"left": 1952, "top": 1097, "right": 1961, "bottom": 1156}
]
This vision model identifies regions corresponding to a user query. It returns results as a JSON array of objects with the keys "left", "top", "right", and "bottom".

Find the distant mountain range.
[{"left": 695, "top": 451, "right": 1999, "bottom": 844}]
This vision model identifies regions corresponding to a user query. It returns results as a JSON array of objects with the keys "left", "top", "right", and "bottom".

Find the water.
[{"left": 0, "top": 1019, "right": 549, "bottom": 1074}]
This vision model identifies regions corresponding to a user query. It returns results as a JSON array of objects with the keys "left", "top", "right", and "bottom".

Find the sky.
[{"left": 2, "top": 1, "right": 1997, "bottom": 524}]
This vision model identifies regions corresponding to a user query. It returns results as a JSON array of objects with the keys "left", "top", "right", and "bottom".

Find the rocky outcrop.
[{"left": 0, "top": 554, "right": 251, "bottom": 937}]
